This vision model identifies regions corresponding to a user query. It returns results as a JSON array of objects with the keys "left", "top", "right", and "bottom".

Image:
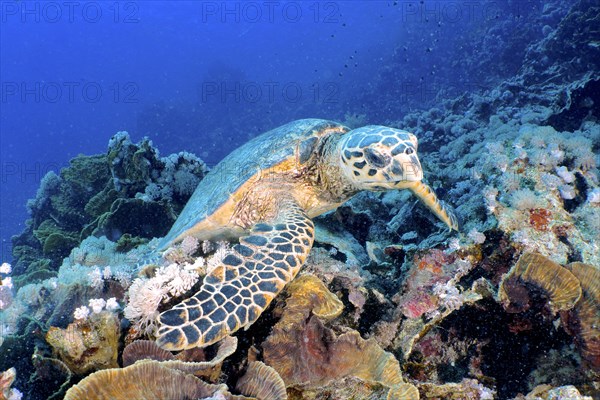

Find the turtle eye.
[
  {"left": 405, "top": 147, "right": 414, "bottom": 155},
  {"left": 364, "top": 148, "right": 389, "bottom": 168}
]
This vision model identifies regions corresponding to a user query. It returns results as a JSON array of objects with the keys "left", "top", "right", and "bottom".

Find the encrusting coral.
[
  {"left": 0, "top": 368, "right": 22, "bottom": 400},
  {"left": 418, "top": 378, "right": 496, "bottom": 399},
  {"left": 45, "top": 311, "right": 120, "bottom": 375},
  {"left": 521, "top": 384, "right": 593, "bottom": 400}
]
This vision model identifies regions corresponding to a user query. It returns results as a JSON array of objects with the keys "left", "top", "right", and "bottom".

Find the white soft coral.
[
  {"left": 159, "top": 263, "right": 199, "bottom": 297},
  {"left": 124, "top": 263, "right": 199, "bottom": 335},
  {"left": 0, "top": 263, "right": 11, "bottom": 274},
  {"left": 124, "top": 278, "right": 164, "bottom": 334},
  {"left": 88, "top": 298, "right": 106, "bottom": 314},
  {"left": 73, "top": 306, "right": 90, "bottom": 321}
]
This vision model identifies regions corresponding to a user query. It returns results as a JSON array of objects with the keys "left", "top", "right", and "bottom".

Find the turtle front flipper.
[
  {"left": 407, "top": 181, "right": 459, "bottom": 231},
  {"left": 156, "top": 199, "right": 314, "bottom": 350}
]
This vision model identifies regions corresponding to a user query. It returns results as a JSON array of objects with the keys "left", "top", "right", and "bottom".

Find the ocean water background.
[{"left": 0, "top": 0, "right": 555, "bottom": 261}]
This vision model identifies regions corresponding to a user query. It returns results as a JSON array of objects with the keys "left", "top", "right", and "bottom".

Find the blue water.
[{"left": 0, "top": 0, "right": 547, "bottom": 260}]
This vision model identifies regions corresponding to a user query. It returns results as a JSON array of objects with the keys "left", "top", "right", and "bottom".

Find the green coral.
[
  {"left": 12, "top": 268, "right": 56, "bottom": 288},
  {"left": 84, "top": 185, "right": 119, "bottom": 219},
  {"left": 42, "top": 232, "right": 79, "bottom": 258},
  {"left": 33, "top": 219, "right": 79, "bottom": 263},
  {"left": 61, "top": 155, "right": 111, "bottom": 196},
  {"left": 92, "top": 198, "right": 175, "bottom": 241},
  {"left": 12, "top": 132, "right": 207, "bottom": 281},
  {"left": 115, "top": 233, "right": 148, "bottom": 253},
  {"left": 107, "top": 135, "right": 162, "bottom": 197}
]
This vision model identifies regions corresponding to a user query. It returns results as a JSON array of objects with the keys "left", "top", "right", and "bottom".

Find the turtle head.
[{"left": 339, "top": 126, "right": 423, "bottom": 191}]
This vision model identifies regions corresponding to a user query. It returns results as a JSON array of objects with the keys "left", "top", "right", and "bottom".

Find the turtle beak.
[{"left": 406, "top": 181, "right": 460, "bottom": 231}]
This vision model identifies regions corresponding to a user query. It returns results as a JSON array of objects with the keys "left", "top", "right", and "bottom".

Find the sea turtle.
[{"left": 155, "top": 119, "right": 458, "bottom": 351}]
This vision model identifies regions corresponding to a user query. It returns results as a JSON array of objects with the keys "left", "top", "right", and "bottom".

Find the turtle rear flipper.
[{"left": 156, "top": 198, "right": 314, "bottom": 350}]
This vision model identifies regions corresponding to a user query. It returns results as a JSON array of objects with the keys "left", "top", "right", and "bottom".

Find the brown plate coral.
[
  {"left": 123, "top": 335, "right": 237, "bottom": 381},
  {"left": 236, "top": 361, "right": 287, "bottom": 400},
  {"left": 563, "top": 262, "right": 600, "bottom": 370},
  {"left": 498, "top": 252, "right": 582, "bottom": 314},
  {"left": 63, "top": 360, "right": 246, "bottom": 400}
]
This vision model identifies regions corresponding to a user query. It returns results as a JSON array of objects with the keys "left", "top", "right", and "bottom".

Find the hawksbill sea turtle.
[{"left": 155, "top": 118, "right": 459, "bottom": 351}]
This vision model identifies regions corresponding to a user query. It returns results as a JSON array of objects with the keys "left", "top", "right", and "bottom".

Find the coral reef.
[
  {"left": 11, "top": 132, "right": 208, "bottom": 275},
  {"left": 3, "top": 120, "right": 597, "bottom": 398},
  {"left": 1, "top": 2, "right": 598, "bottom": 398}
]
